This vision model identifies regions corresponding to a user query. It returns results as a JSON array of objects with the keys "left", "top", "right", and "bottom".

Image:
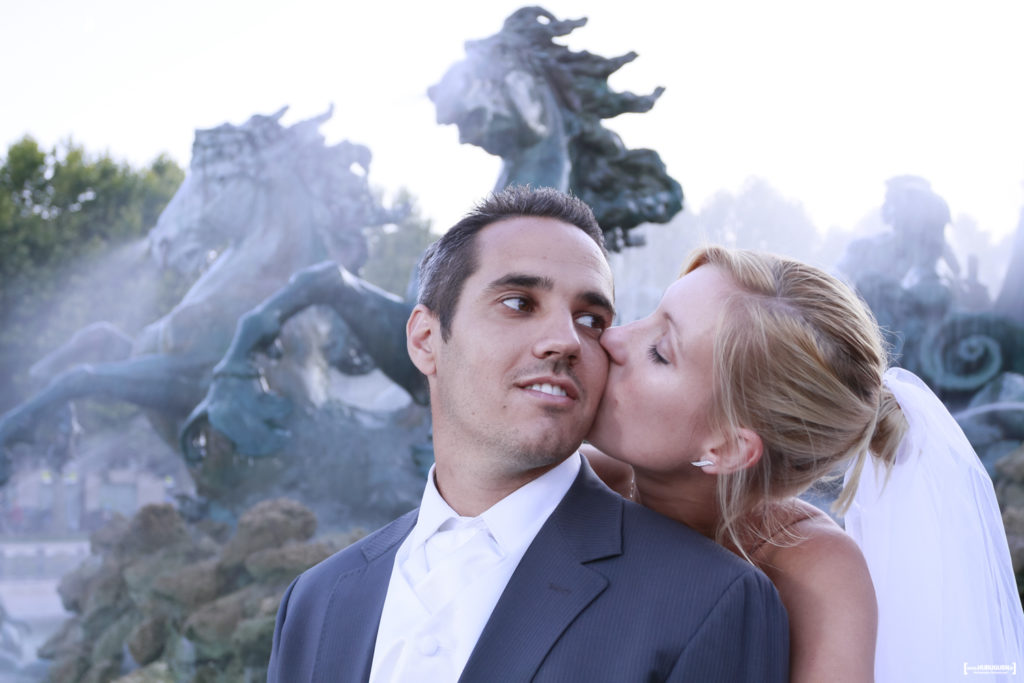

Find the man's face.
[{"left": 422, "top": 216, "right": 614, "bottom": 478}]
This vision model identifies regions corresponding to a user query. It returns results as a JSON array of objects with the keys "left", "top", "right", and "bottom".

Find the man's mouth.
[
  {"left": 525, "top": 383, "right": 568, "bottom": 398},
  {"left": 518, "top": 375, "right": 579, "bottom": 401}
]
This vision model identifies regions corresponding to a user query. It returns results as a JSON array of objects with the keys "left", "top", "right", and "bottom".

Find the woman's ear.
[
  {"left": 703, "top": 428, "right": 763, "bottom": 475},
  {"left": 406, "top": 304, "right": 438, "bottom": 376}
]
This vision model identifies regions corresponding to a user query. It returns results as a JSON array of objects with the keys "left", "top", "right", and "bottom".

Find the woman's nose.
[{"left": 600, "top": 323, "right": 629, "bottom": 364}]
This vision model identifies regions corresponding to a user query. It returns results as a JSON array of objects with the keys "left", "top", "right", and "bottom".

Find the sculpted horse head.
[
  {"left": 139, "top": 106, "right": 387, "bottom": 357},
  {"left": 147, "top": 106, "right": 377, "bottom": 280},
  {"left": 429, "top": 6, "right": 683, "bottom": 249}
]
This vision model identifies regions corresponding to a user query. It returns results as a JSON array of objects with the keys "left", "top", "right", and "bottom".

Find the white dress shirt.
[{"left": 369, "top": 452, "right": 582, "bottom": 683}]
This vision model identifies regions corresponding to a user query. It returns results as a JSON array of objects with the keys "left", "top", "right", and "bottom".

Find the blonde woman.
[{"left": 585, "top": 246, "right": 1023, "bottom": 682}]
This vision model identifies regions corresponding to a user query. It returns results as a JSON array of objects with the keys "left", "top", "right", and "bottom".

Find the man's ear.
[
  {"left": 703, "top": 428, "right": 763, "bottom": 475},
  {"left": 407, "top": 303, "right": 439, "bottom": 376}
]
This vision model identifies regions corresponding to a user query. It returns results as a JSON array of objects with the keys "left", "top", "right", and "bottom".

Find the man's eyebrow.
[
  {"left": 485, "top": 273, "right": 554, "bottom": 292},
  {"left": 581, "top": 290, "right": 615, "bottom": 317},
  {"left": 486, "top": 273, "right": 615, "bottom": 317}
]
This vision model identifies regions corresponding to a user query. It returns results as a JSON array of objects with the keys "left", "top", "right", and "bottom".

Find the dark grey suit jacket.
[{"left": 268, "top": 461, "right": 789, "bottom": 681}]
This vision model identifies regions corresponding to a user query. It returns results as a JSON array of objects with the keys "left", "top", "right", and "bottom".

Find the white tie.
[{"left": 408, "top": 518, "right": 503, "bottom": 613}]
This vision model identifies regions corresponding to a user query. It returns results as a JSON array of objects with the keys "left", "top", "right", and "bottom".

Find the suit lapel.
[
  {"left": 460, "top": 462, "right": 622, "bottom": 681},
  {"left": 312, "top": 509, "right": 417, "bottom": 683}
]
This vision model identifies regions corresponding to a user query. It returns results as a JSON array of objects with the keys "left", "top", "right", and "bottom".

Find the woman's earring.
[{"left": 691, "top": 460, "right": 713, "bottom": 468}]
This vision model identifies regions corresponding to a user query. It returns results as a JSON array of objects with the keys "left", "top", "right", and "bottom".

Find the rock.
[
  {"left": 1010, "top": 536, "right": 1024, "bottom": 575},
  {"left": 183, "top": 588, "right": 248, "bottom": 661},
  {"left": 195, "top": 518, "right": 232, "bottom": 546},
  {"left": 81, "top": 563, "right": 128, "bottom": 635},
  {"left": 985, "top": 441, "right": 1024, "bottom": 479},
  {"left": 219, "top": 499, "right": 316, "bottom": 569},
  {"left": 193, "top": 661, "right": 233, "bottom": 683},
  {"left": 91, "top": 611, "right": 137, "bottom": 666},
  {"left": 997, "top": 480, "right": 1024, "bottom": 512},
  {"left": 996, "top": 445, "right": 1024, "bottom": 482},
  {"left": 245, "top": 541, "right": 331, "bottom": 583},
  {"left": 163, "top": 634, "right": 201, "bottom": 679},
  {"left": 113, "top": 660, "right": 176, "bottom": 683},
  {"left": 184, "top": 583, "right": 278, "bottom": 661},
  {"left": 118, "top": 504, "right": 189, "bottom": 556},
  {"left": 232, "top": 615, "right": 277, "bottom": 666},
  {"left": 1003, "top": 507, "right": 1024, "bottom": 535},
  {"left": 90, "top": 513, "right": 131, "bottom": 555},
  {"left": 150, "top": 558, "right": 226, "bottom": 610},
  {"left": 80, "top": 656, "right": 123, "bottom": 683},
  {"left": 57, "top": 556, "right": 103, "bottom": 613},
  {"left": 41, "top": 497, "right": 337, "bottom": 679},
  {"left": 43, "top": 650, "right": 89, "bottom": 683},
  {"left": 38, "top": 615, "right": 82, "bottom": 661},
  {"left": 321, "top": 527, "right": 369, "bottom": 550},
  {"left": 127, "top": 614, "right": 169, "bottom": 666},
  {"left": 1003, "top": 508, "right": 1024, "bottom": 573},
  {"left": 123, "top": 552, "right": 180, "bottom": 607},
  {"left": 257, "top": 595, "right": 281, "bottom": 618},
  {"left": 38, "top": 620, "right": 90, "bottom": 682}
]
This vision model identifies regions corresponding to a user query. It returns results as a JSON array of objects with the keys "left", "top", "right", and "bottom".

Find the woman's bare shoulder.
[
  {"left": 761, "top": 501, "right": 875, "bottom": 613},
  {"left": 764, "top": 501, "right": 867, "bottom": 575},
  {"left": 759, "top": 500, "right": 877, "bottom": 683}
]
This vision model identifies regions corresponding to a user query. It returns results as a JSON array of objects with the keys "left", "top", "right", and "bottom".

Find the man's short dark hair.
[{"left": 417, "top": 185, "right": 607, "bottom": 341}]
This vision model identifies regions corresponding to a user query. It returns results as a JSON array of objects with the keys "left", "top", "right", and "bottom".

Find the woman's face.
[{"left": 588, "top": 265, "right": 739, "bottom": 472}]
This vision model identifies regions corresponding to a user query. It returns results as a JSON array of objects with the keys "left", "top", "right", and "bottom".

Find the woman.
[{"left": 585, "top": 245, "right": 1023, "bottom": 682}]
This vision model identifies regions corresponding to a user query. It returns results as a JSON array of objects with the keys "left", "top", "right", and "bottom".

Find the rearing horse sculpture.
[
  {"left": 0, "top": 107, "right": 417, "bottom": 487},
  {"left": 429, "top": 5, "right": 684, "bottom": 249}
]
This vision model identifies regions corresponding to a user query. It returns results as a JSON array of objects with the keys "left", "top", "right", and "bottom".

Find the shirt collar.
[
  {"left": 480, "top": 453, "right": 580, "bottom": 554},
  {"left": 407, "top": 452, "right": 582, "bottom": 555}
]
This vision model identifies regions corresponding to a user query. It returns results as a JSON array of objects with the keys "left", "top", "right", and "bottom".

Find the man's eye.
[
  {"left": 501, "top": 296, "right": 531, "bottom": 312},
  {"left": 576, "top": 313, "right": 608, "bottom": 330}
]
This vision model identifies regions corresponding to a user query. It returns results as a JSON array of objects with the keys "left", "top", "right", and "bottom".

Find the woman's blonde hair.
[{"left": 682, "top": 246, "right": 908, "bottom": 558}]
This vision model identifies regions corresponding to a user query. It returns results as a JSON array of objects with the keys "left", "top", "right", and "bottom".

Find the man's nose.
[{"left": 532, "top": 312, "right": 582, "bottom": 361}]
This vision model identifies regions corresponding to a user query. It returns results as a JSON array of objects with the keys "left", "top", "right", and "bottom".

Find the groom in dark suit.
[{"left": 268, "top": 186, "right": 789, "bottom": 682}]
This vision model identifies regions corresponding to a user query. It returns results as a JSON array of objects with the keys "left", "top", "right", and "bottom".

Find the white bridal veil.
[{"left": 845, "top": 368, "right": 1024, "bottom": 682}]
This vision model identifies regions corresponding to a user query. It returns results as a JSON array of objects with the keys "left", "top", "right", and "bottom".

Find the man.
[{"left": 268, "top": 186, "right": 789, "bottom": 682}]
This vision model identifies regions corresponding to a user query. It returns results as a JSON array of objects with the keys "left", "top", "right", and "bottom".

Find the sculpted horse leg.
[
  {"left": 0, "top": 322, "right": 138, "bottom": 477},
  {"left": 181, "top": 260, "right": 423, "bottom": 461},
  {"left": 0, "top": 354, "right": 208, "bottom": 484},
  {"left": 28, "top": 322, "right": 135, "bottom": 382}
]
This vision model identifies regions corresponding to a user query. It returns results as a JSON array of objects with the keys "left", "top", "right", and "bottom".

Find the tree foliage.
[
  {"left": 0, "top": 137, "right": 184, "bottom": 409},
  {"left": 0, "top": 136, "right": 183, "bottom": 288},
  {"left": 361, "top": 188, "right": 436, "bottom": 299}
]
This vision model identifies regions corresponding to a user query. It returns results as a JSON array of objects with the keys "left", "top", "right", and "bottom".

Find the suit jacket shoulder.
[
  {"left": 462, "top": 462, "right": 789, "bottom": 682},
  {"left": 267, "top": 508, "right": 417, "bottom": 682}
]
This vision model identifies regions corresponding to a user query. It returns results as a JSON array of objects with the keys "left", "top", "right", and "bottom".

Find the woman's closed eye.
[{"left": 647, "top": 344, "right": 669, "bottom": 365}]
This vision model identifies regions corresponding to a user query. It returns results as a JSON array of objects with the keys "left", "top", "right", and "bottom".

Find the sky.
[{"left": 3, "top": 0, "right": 1024, "bottom": 239}]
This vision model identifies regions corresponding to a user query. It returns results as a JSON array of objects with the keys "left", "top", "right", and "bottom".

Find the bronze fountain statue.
[
  {"left": 0, "top": 7, "right": 683, "bottom": 526},
  {"left": 430, "top": 5, "right": 682, "bottom": 250}
]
